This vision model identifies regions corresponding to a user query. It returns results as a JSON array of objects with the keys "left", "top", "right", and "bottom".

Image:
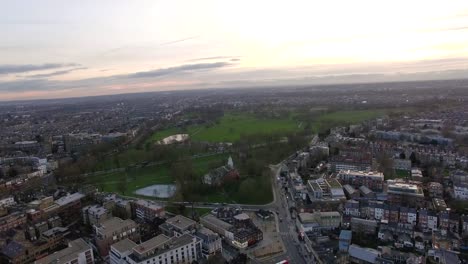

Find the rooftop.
[
  {"left": 133, "top": 234, "right": 170, "bottom": 255},
  {"left": 55, "top": 193, "right": 85, "bottom": 206},
  {"left": 165, "top": 215, "right": 196, "bottom": 231},
  {"left": 35, "top": 239, "right": 91, "bottom": 264},
  {"left": 201, "top": 214, "right": 233, "bottom": 231},
  {"left": 111, "top": 238, "right": 137, "bottom": 253},
  {"left": 133, "top": 199, "right": 163, "bottom": 211},
  {"left": 338, "top": 170, "right": 384, "bottom": 179},
  {"left": 95, "top": 217, "right": 137, "bottom": 236},
  {"left": 234, "top": 213, "right": 250, "bottom": 221}
]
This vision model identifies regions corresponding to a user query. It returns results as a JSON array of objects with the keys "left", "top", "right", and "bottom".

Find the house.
[
  {"left": 451, "top": 170, "right": 468, "bottom": 200},
  {"left": 202, "top": 156, "right": 239, "bottom": 186}
]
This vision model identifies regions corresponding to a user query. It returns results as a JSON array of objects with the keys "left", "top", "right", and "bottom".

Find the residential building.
[
  {"left": 110, "top": 238, "right": 137, "bottom": 264},
  {"left": 344, "top": 200, "right": 360, "bottom": 218},
  {"left": 125, "top": 234, "right": 202, "bottom": 264},
  {"left": 82, "top": 204, "right": 112, "bottom": 226},
  {"left": 337, "top": 170, "right": 384, "bottom": 191},
  {"left": 428, "top": 182, "right": 444, "bottom": 198},
  {"left": 159, "top": 215, "right": 197, "bottom": 237},
  {"left": 0, "top": 212, "right": 27, "bottom": 232},
  {"left": 351, "top": 218, "right": 378, "bottom": 235},
  {"left": 0, "top": 196, "right": 15, "bottom": 207},
  {"left": 393, "top": 159, "right": 412, "bottom": 172},
  {"left": 387, "top": 180, "right": 425, "bottom": 206},
  {"left": 200, "top": 214, "right": 234, "bottom": 240},
  {"left": 132, "top": 200, "right": 165, "bottom": 222},
  {"left": 95, "top": 217, "right": 140, "bottom": 256},
  {"left": 194, "top": 227, "right": 222, "bottom": 259},
  {"left": 35, "top": 238, "right": 94, "bottom": 264},
  {"left": 298, "top": 212, "right": 341, "bottom": 232},
  {"left": 343, "top": 184, "right": 360, "bottom": 199},
  {"left": 307, "top": 178, "right": 345, "bottom": 200},
  {"left": 451, "top": 170, "right": 468, "bottom": 200}
]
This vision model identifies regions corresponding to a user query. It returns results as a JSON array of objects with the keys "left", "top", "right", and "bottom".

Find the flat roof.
[
  {"left": 35, "top": 239, "right": 91, "bottom": 264},
  {"left": 234, "top": 213, "right": 250, "bottom": 221},
  {"left": 111, "top": 238, "right": 137, "bottom": 253},
  {"left": 55, "top": 193, "right": 85, "bottom": 206},
  {"left": 96, "top": 217, "right": 137, "bottom": 236},
  {"left": 165, "top": 215, "right": 196, "bottom": 230},
  {"left": 201, "top": 214, "right": 233, "bottom": 230},
  {"left": 133, "top": 234, "right": 170, "bottom": 255}
]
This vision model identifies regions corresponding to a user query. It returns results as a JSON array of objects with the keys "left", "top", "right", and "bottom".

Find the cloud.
[
  {"left": 159, "top": 36, "right": 199, "bottom": 46},
  {"left": 187, "top": 56, "right": 241, "bottom": 62},
  {"left": 0, "top": 63, "right": 80, "bottom": 75},
  {"left": 125, "top": 62, "right": 233, "bottom": 79},
  {"left": 26, "top": 67, "right": 87, "bottom": 78}
]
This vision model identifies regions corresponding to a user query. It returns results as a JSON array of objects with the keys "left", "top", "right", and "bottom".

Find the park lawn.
[
  {"left": 192, "top": 153, "right": 230, "bottom": 176},
  {"left": 87, "top": 153, "right": 229, "bottom": 197},
  {"left": 312, "top": 109, "right": 388, "bottom": 132},
  {"left": 147, "top": 112, "right": 301, "bottom": 144},
  {"left": 86, "top": 164, "right": 174, "bottom": 194},
  {"left": 146, "top": 127, "right": 181, "bottom": 143},
  {"left": 189, "top": 113, "right": 300, "bottom": 142}
]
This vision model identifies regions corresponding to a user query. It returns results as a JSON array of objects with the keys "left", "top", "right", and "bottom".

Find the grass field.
[
  {"left": 147, "top": 113, "right": 301, "bottom": 143},
  {"left": 86, "top": 153, "right": 229, "bottom": 196},
  {"left": 189, "top": 113, "right": 300, "bottom": 142},
  {"left": 313, "top": 109, "right": 386, "bottom": 130}
]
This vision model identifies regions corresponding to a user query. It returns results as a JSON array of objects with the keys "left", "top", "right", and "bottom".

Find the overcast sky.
[{"left": 1, "top": 0, "right": 468, "bottom": 101}]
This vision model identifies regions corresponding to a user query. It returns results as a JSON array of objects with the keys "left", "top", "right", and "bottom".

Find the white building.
[
  {"left": 110, "top": 238, "right": 137, "bottom": 264},
  {"left": 123, "top": 234, "right": 202, "bottom": 264},
  {"left": 0, "top": 196, "right": 15, "bottom": 207},
  {"left": 428, "top": 214, "right": 438, "bottom": 230},
  {"left": 454, "top": 185, "right": 468, "bottom": 200}
]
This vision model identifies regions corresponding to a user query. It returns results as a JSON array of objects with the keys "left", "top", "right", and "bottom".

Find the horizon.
[{"left": 2, "top": 0, "right": 468, "bottom": 101}]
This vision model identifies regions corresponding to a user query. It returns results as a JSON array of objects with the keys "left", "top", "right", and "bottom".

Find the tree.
[{"left": 117, "top": 175, "right": 128, "bottom": 195}]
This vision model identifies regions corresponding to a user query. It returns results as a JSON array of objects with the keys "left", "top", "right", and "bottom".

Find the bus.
[{"left": 276, "top": 260, "right": 289, "bottom": 264}]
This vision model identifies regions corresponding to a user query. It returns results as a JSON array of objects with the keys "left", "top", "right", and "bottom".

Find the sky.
[{"left": 1, "top": 0, "right": 468, "bottom": 101}]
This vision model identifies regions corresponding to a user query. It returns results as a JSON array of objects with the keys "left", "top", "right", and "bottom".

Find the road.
[
  {"left": 265, "top": 163, "right": 307, "bottom": 264},
  {"left": 116, "top": 155, "right": 310, "bottom": 263}
]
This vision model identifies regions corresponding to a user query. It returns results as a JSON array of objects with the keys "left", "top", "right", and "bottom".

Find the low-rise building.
[
  {"left": 82, "top": 204, "right": 112, "bottom": 226},
  {"left": 337, "top": 170, "right": 384, "bottom": 191},
  {"left": 132, "top": 200, "right": 165, "bottom": 222},
  {"left": 298, "top": 211, "right": 341, "bottom": 232},
  {"left": 195, "top": 227, "right": 222, "bottom": 259},
  {"left": 125, "top": 234, "right": 202, "bottom": 264},
  {"left": 351, "top": 218, "right": 378, "bottom": 235},
  {"left": 159, "top": 215, "right": 197, "bottom": 237},
  {"left": 387, "top": 180, "right": 425, "bottom": 206},
  {"left": 35, "top": 238, "right": 94, "bottom": 264},
  {"left": 95, "top": 217, "right": 140, "bottom": 256},
  {"left": 110, "top": 238, "right": 138, "bottom": 264}
]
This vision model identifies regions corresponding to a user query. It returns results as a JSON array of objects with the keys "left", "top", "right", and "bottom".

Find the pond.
[
  {"left": 158, "top": 134, "right": 189, "bottom": 145},
  {"left": 134, "top": 184, "right": 177, "bottom": 198}
]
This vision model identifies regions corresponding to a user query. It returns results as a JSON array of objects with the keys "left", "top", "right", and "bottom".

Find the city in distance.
[{"left": 1, "top": 1, "right": 468, "bottom": 264}]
